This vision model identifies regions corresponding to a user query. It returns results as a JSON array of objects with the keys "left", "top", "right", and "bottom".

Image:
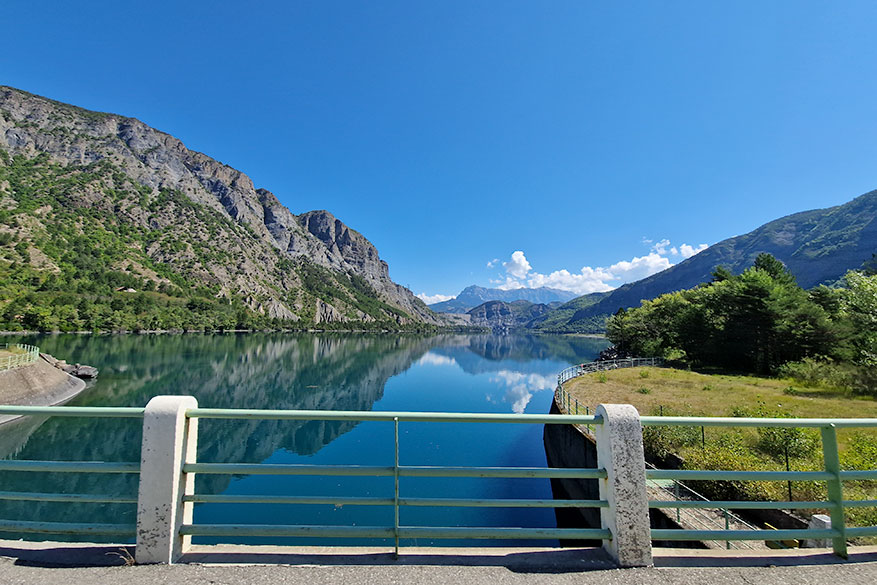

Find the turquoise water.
[{"left": 0, "top": 333, "right": 609, "bottom": 545}]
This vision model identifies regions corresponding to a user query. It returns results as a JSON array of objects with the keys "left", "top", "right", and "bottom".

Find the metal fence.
[
  {"left": 0, "top": 404, "right": 607, "bottom": 553},
  {"left": 641, "top": 414, "right": 877, "bottom": 557},
  {"left": 0, "top": 401, "right": 875, "bottom": 564},
  {"left": 556, "top": 357, "right": 663, "bottom": 417},
  {"left": 0, "top": 344, "right": 39, "bottom": 372}
]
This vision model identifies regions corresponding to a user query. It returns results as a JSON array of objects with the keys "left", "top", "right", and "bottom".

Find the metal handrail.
[
  {"left": 0, "top": 343, "right": 40, "bottom": 372},
  {"left": 1, "top": 401, "right": 875, "bottom": 556},
  {"left": 557, "top": 357, "right": 663, "bottom": 386},
  {"left": 553, "top": 359, "right": 877, "bottom": 556},
  {"left": 182, "top": 408, "right": 610, "bottom": 552}
]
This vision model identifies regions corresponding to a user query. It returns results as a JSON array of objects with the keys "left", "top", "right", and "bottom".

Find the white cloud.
[
  {"left": 486, "top": 258, "right": 500, "bottom": 268},
  {"left": 488, "top": 239, "right": 710, "bottom": 296},
  {"left": 605, "top": 252, "right": 674, "bottom": 283},
  {"left": 651, "top": 239, "right": 671, "bottom": 255},
  {"left": 679, "top": 243, "right": 708, "bottom": 258},
  {"left": 503, "top": 251, "right": 531, "bottom": 279},
  {"left": 416, "top": 292, "right": 454, "bottom": 304}
]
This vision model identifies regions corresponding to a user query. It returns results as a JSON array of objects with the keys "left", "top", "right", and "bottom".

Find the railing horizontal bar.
[
  {"left": 398, "top": 466, "right": 607, "bottom": 479},
  {"left": 183, "top": 494, "right": 609, "bottom": 508},
  {"left": 181, "top": 524, "right": 611, "bottom": 541},
  {"left": 839, "top": 470, "right": 877, "bottom": 481},
  {"left": 186, "top": 408, "right": 602, "bottom": 425},
  {"left": 650, "top": 528, "right": 838, "bottom": 541},
  {"left": 398, "top": 526, "right": 611, "bottom": 540},
  {"left": 0, "top": 460, "right": 140, "bottom": 473},
  {"left": 184, "top": 463, "right": 395, "bottom": 476},
  {"left": 845, "top": 526, "right": 877, "bottom": 537},
  {"left": 184, "top": 463, "right": 605, "bottom": 479},
  {"left": 641, "top": 416, "right": 877, "bottom": 428},
  {"left": 647, "top": 470, "right": 833, "bottom": 482},
  {"left": 398, "top": 497, "right": 609, "bottom": 509},
  {"left": 842, "top": 500, "right": 877, "bottom": 508},
  {"left": 181, "top": 524, "right": 396, "bottom": 538},
  {"left": 0, "top": 490, "right": 137, "bottom": 504},
  {"left": 649, "top": 500, "right": 836, "bottom": 510},
  {"left": 0, "top": 406, "right": 144, "bottom": 418},
  {"left": 185, "top": 494, "right": 394, "bottom": 506},
  {"left": 0, "top": 519, "right": 136, "bottom": 536}
]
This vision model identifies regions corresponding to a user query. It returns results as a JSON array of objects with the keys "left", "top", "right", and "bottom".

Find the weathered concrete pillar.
[
  {"left": 135, "top": 395, "right": 198, "bottom": 564},
  {"left": 594, "top": 404, "right": 653, "bottom": 568}
]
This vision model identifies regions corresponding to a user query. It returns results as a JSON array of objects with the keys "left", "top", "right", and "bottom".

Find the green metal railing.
[
  {"left": 0, "top": 405, "right": 144, "bottom": 538},
  {"left": 639, "top": 415, "right": 877, "bottom": 557},
  {"left": 0, "top": 343, "right": 40, "bottom": 371},
  {"left": 2, "top": 401, "right": 876, "bottom": 558},
  {"left": 557, "top": 357, "right": 663, "bottom": 386},
  {"left": 182, "top": 408, "right": 610, "bottom": 553},
  {"left": 555, "top": 360, "right": 877, "bottom": 558},
  {"left": 557, "top": 358, "right": 662, "bottom": 417}
]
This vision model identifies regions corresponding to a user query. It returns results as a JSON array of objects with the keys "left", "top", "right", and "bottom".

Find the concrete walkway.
[{"left": 2, "top": 541, "right": 877, "bottom": 585}]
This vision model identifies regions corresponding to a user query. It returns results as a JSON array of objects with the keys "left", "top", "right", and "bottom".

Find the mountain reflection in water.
[{"left": 0, "top": 332, "right": 609, "bottom": 544}]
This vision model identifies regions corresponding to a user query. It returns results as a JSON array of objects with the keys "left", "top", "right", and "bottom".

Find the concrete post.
[
  {"left": 594, "top": 404, "right": 653, "bottom": 568},
  {"left": 135, "top": 395, "right": 198, "bottom": 564}
]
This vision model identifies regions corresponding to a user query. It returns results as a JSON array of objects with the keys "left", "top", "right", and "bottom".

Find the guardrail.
[
  {"left": 640, "top": 415, "right": 877, "bottom": 557},
  {"left": 555, "top": 358, "right": 877, "bottom": 559},
  {"left": 0, "top": 399, "right": 875, "bottom": 567},
  {"left": 557, "top": 357, "right": 662, "bottom": 417},
  {"left": 0, "top": 343, "right": 39, "bottom": 371},
  {"left": 558, "top": 357, "right": 662, "bottom": 386}
]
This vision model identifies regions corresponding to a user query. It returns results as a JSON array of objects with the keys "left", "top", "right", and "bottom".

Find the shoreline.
[{"left": 0, "top": 356, "right": 87, "bottom": 427}]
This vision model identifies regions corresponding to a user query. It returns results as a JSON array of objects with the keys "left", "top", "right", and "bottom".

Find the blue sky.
[{"left": 4, "top": 1, "right": 877, "bottom": 302}]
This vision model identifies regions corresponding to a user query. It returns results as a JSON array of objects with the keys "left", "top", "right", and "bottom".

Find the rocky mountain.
[
  {"left": 527, "top": 292, "right": 611, "bottom": 333},
  {"left": 536, "top": 190, "right": 877, "bottom": 333},
  {"left": 430, "top": 285, "right": 577, "bottom": 313},
  {"left": 0, "top": 86, "right": 440, "bottom": 330},
  {"left": 466, "top": 299, "right": 553, "bottom": 331}
]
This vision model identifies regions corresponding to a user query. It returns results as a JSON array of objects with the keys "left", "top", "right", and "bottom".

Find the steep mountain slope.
[
  {"left": 537, "top": 190, "right": 877, "bottom": 332},
  {"left": 430, "top": 285, "right": 577, "bottom": 313},
  {"left": 527, "top": 292, "right": 611, "bottom": 333},
  {"left": 466, "top": 300, "right": 554, "bottom": 331},
  {"left": 0, "top": 86, "right": 439, "bottom": 329}
]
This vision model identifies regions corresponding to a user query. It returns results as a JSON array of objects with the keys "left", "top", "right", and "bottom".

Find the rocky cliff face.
[
  {"left": 0, "top": 86, "right": 439, "bottom": 326},
  {"left": 466, "top": 300, "right": 551, "bottom": 331}
]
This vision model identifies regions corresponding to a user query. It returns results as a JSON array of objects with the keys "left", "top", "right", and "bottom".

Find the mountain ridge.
[
  {"left": 430, "top": 285, "right": 576, "bottom": 313},
  {"left": 0, "top": 86, "right": 440, "bottom": 329},
  {"left": 534, "top": 190, "right": 877, "bottom": 333}
]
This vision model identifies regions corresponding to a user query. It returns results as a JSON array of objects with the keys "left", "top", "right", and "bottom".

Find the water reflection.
[
  {"left": 488, "top": 371, "right": 557, "bottom": 414},
  {"left": 0, "top": 332, "right": 609, "bottom": 543}
]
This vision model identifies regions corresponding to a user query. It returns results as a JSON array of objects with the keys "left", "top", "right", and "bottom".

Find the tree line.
[{"left": 607, "top": 253, "right": 876, "bottom": 395}]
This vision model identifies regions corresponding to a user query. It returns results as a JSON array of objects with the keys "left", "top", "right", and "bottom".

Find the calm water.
[{"left": 0, "top": 332, "right": 608, "bottom": 545}]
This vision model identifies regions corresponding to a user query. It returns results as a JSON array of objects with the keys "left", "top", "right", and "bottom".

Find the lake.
[{"left": 0, "top": 332, "right": 609, "bottom": 546}]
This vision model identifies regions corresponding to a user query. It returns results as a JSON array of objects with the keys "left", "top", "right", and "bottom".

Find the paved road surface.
[{"left": 2, "top": 542, "right": 876, "bottom": 585}]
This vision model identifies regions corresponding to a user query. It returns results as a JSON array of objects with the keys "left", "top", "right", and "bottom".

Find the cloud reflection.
[
  {"left": 489, "top": 371, "right": 556, "bottom": 414},
  {"left": 417, "top": 352, "right": 458, "bottom": 367}
]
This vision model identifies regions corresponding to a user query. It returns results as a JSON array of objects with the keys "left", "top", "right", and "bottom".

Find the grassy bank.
[{"left": 564, "top": 366, "right": 877, "bottom": 536}]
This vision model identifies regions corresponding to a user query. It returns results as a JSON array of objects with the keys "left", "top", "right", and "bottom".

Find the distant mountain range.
[
  {"left": 534, "top": 190, "right": 877, "bottom": 333},
  {"left": 429, "top": 285, "right": 577, "bottom": 313}
]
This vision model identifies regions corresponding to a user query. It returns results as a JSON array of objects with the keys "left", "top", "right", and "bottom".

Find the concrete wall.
[{"left": 0, "top": 357, "right": 85, "bottom": 426}]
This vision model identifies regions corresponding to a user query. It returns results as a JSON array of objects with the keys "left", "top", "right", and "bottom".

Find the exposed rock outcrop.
[{"left": 0, "top": 86, "right": 441, "bottom": 326}]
